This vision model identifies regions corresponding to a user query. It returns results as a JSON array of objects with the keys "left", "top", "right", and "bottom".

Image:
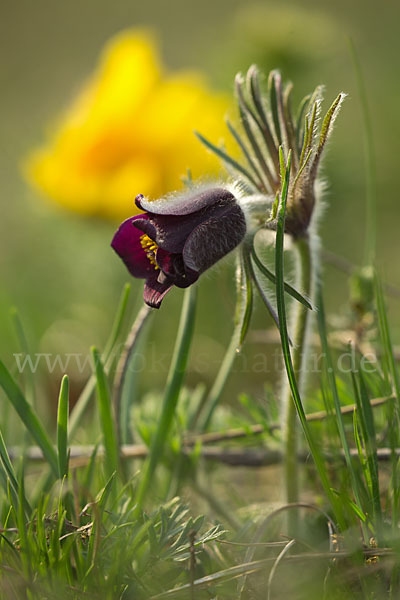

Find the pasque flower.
[
  {"left": 24, "top": 30, "right": 230, "bottom": 220},
  {"left": 111, "top": 186, "right": 247, "bottom": 308}
]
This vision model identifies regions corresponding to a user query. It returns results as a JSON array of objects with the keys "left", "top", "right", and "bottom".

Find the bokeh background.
[{"left": 1, "top": 0, "right": 399, "bottom": 416}]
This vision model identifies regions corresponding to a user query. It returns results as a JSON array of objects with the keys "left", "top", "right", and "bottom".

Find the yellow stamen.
[{"left": 140, "top": 234, "right": 159, "bottom": 269}]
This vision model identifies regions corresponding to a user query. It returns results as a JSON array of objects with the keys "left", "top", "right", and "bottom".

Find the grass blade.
[
  {"left": 316, "top": 285, "right": 366, "bottom": 535},
  {"left": 91, "top": 347, "right": 120, "bottom": 479},
  {"left": 9, "top": 308, "right": 36, "bottom": 409},
  {"left": 352, "top": 368, "right": 382, "bottom": 529},
  {"left": 374, "top": 270, "right": 400, "bottom": 403},
  {"left": 349, "top": 39, "right": 376, "bottom": 265},
  {"left": 113, "top": 304, "right": 152, "bottom": 446},
  {"left": 0, "top": 360, "right": 58, "bottom": 477},
  {"left": 104, "top": 283, "right": 131, "bottom": 358},
  {"left": 0, "top": 429, "right": 28, "bottom": 514},
  {"left": 375, "top": 270, "right": 400, "bottom": 527},
  {"left": 57, "top": 375, "right": 69, "bottom": 480},
  {"left": 275, "top": 148, "right": 345, "bottom": 529}
]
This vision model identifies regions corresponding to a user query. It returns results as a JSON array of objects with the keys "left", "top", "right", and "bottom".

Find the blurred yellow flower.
[{"left": 24, "top": 30, "right": 230, "bottom": 220}]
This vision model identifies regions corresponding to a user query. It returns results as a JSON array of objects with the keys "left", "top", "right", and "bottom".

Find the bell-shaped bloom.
[{"left": 111, "top": 187, "right": 247, "bottom": 308}]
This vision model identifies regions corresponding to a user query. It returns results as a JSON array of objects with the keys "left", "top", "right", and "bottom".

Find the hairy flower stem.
[
  {"left": 283, "top": 235, "right": 313, "bottom": 507},
  {"left": 135, "top": 287, "right": 197, "bottom": 512},
  {"left": 113, "top": 304, "right": 152, "bottom": 445}
]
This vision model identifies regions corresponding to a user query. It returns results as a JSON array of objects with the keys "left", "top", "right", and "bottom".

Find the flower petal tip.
[
  {"left": 135, "top": 194, "right": 145, "bottom": 209},
  {"left": 143, "top": 273, "right": 174, "bottom": 309}
]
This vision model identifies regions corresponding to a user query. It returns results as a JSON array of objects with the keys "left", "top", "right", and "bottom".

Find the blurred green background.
[{"left": 1, "top": 0, "right": 399, "bottom": 416}]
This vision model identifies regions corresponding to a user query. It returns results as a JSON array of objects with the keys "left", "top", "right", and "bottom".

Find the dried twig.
[
  {"left": 7, "top": 395, "right": 392, "bottom": 467},
  {"left": 10, "top": 443, "right": 400, "bottom": 469},
  {"left": 184, "top": 394, "right": 393, "bottom": 445}
]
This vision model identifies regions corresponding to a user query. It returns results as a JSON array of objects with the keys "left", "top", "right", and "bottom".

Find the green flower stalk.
[{"left": 198, "top": 66, "right": 345, "bottom": 504}]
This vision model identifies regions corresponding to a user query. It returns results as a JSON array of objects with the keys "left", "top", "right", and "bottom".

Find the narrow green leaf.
[
  {"left": 0, "top": 430, "right": 19, "bottom": 496},
  {"left": 275, "top": 147, "right": 345, "bottom": 529},
  {"left": 239, "top": 246, "right": 254, "bottom": 346},
  {"left": 97, "top": 471, "right": 117, "bottom": 513},
  {"left": 295, "top": 94, "right": 311, "bottom": 154},
  {"left": 235, "top": 74, "right": 276, "bottom": 191},
  {"left": 251, "top": 246, "right": 313, "bottom": 310},
  {"left": 114, "top": 304, "right": 152, "bottom": 447},
  {"left": 319, "top": 94, "right": 342, "bottom": 148},
  {"left": 0, "top": 430, "right": 25, "bottom": 514},
  {"left": 332, "top": 487, "right": 367, "bottom": 523},
  {"left": 349, "top": 39, "right": 376, "bottom": 265},
  {"left": 16, "top": 474, "right": 31, "bottom": 576},
  {"left": 375, "top": 267, "right": 400, "bottom": 530},
  {"left": 248, "top": 253, "right": 280, "bottom": 330},
  {"left": 298, "top": 115, "right": 310, "bottom": 169},
  {"left": 225, "top": 118, "right": 265, "bottom": 191},
  {"left": 0, "top": 440, "right": 31, "bottom": 523},
  {"left": 269, "top": 192, "right": 279, "bottom": 221},
  {"left": 282, "top": 82, "right": 298, "bottom": 167},
  {"left": 375, "top": 269, "right": 400, "bottom": 526},
  {"left": 268, "top": 71, "right": 282, "bottom": 146},
  {"left": 9, "top": 308, "right": 36, "bottom": 409},
  {"left": 353, "top": 409, "right": 368, "bottom": 481},
  {"left": 57, "top": 375, "right": 69, "bottom": 480},
  {"left": 311, "top": 94, "right": 344, "bottom": 177},
  {"left": 103, "top": 283, "right": 131, "bottom": 358},
  {"left": 91, "top": 347, "right": 119, "bottom": 479},
  {"left": 0, "top": 360, "right": 58, "bottom": 477},
  {"left": 195, "top": 130, "right": 260, "bottom": 190},
  {"left": 247, "top": 65, "right": 280, "bottom": 175},
  {"left": 353, "top": 368, "right": 382, "bottom": 526},
  {"left": 316, "top": 284, "right": 365, "bottom": 532},
  {"left": 374, "top": 270, "right": 400, "bottom": 403},
  {"left": 307, "top": 101, "right": 318, "bottom": 147},
  {"left": 84, "top": 442, "right": 100, "bottom": 492},
  {"left": 292, "top": 149, "right": 312, "bottom": 189}
]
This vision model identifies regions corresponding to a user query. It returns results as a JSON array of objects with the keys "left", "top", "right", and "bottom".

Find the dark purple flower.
[{"left": 111, "top": 187, "right": 247, "bottom": 308}]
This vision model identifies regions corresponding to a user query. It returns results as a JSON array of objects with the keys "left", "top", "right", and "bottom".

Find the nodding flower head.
[
  {"left": 196, "top": 66, "right": 345, "bottom": 238},
  {"left": 111, "top": 185, "right": 247, "bottom": 308}
]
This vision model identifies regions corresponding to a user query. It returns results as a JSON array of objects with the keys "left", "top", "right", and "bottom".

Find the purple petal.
[
  {"left": 134, "top": 213, "right": 200, "bottom": 253},
  {"left": 183, "top": 204, "right": 246, "bottom": 274},
  {"left": 135, "top": 187, "right": 235, "bottom": 216},
  {"left": 111, "top": 215, "right": 155, "bottom": 279},
  {"left": 133, "top": 196, "right": 242, "bottom": 254},
  {"left": 156, "top": 248, "right": 199, "bottom": 288},
  {"left": 155, "top": 247, "right": 175, "bottom": 277},
  {"left": 143, "top": 271, "right": 174, "bottom": 309}
]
